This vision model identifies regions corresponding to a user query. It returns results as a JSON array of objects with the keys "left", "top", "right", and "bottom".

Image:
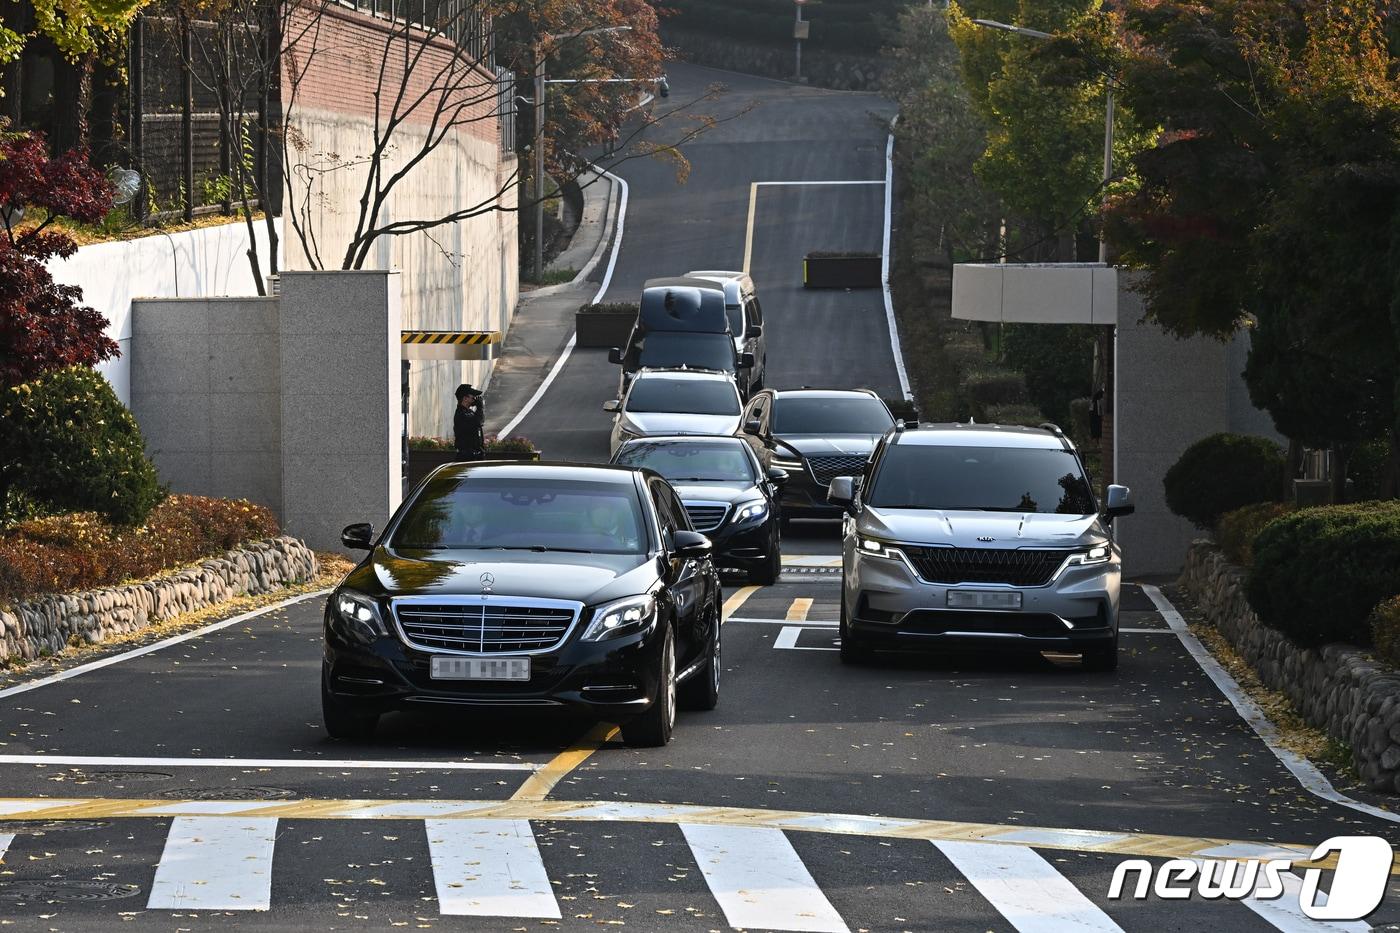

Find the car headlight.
[
  {"left": 732, "top": 499, "right": 768, "bottom": 524},
  {"left": 857, "top": 535, "right": 899, "bottom": 559},
  {"left": 772, "top": 455, "right": 802, "bottom": 470},
  {"left": 331, "top": 590, "right": 386, "bottom": 638},
  {"left": 1069, "top": 544, "right": 1112, "bottom": 566},
  {"left": 582, "top": 594, "right": 656, "bottom": 642}
]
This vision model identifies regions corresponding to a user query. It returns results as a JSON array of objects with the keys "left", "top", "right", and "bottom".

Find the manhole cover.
[
  {"left": 0, "top": 820, "right": 108, "bottom": 834},
  {"left": 0, "top": 880, "right": 142, "bottom": 902},
  {"left": 71, "top": 770, "right": 174, "bottom": 783},
  {"left": 155, "top": 785, "right": 295, "bottom": 801}
]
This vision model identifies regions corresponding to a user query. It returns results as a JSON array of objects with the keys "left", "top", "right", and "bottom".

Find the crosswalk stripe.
[
  {"left": 681, "top": 823, "right": 849, "bottom": 933},
  {"left": 785, "top": 598, "right": 813, "bottom": 621},
  {"left": 426, "top": 818, "right": 560, "bottom": 918},
  {"left": 935, "top": 840, "right": 1124, "bottom": 933},
  {"left": 0, "top": 832, "right": 12, "bottom": 864},
  {"left": 1238, "top": 869, "right": 1370, "bottom": 932},
  {"left": 147, "top": 816, "right": 277, "bottom": 911},
  {"left": 775, "top": 625, "right": 803, "bottom": 649}
]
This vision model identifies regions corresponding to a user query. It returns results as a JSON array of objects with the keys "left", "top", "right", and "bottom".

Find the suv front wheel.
[
  {"left": 838, "top": 596, "right": 874, "bottom": 665},
  {"left": 1081, "top": 634, "right": 1119, "bottom": 672}
]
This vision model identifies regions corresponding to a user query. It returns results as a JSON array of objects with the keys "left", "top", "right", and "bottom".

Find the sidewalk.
[{"left": 484, "top": 167, "right": 618, "bottom": 437}]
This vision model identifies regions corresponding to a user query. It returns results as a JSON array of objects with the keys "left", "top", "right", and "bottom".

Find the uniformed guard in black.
[{"left": 453, "top": 384, "right": 485, "bottom": 459}]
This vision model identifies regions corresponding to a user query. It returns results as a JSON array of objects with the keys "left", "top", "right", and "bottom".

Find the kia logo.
[
  {"left": 479, "top": 572, "right": 495, "bottom": 591},
  {"left": 977, "top": 536, "right": 996, "bottom": 542}
]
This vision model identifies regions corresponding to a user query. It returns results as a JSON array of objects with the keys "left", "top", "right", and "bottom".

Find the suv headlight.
[
  {"left": 732, "top": 499, "right": 768, "bottom": 524},
  {"left": 331, "top": 590, "right": 386, "bottom": 638},
  {"left": 857, "top": 535, "right": 899, "bottom": 559},
  {"left": 1069, "top": 544, "right": 1112, "bottom": 566},
  {"left": 582, "top": 595, "right": 656, "bottom": 642}
]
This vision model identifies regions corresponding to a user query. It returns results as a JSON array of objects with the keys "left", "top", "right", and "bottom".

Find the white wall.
[{"left": 46, "top": 218, "right": 282, "bottom": 405}]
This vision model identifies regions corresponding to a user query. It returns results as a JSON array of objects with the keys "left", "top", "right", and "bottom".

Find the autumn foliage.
[{"left": 0, "top": 127, "right": 118, "bottom": 386}]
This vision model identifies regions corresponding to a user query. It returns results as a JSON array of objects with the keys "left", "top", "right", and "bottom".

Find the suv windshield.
[
  {"left": 866, "top": 444, "right": 1096, "bottom": 515},
  {"left": 774, "top": 396, "right": 893, "bottom": 434},
  {"left": 615, "top": 441, "right": 755, "bottom": 482},
  {"left": 627, "top": 378, "right": 739, "bottom": 416},
  {"left": 636, "top": 333, "right": 735, "bottom": 372},
  {"left": 392, "top": 477, "right": 648, "bottom": 553}
]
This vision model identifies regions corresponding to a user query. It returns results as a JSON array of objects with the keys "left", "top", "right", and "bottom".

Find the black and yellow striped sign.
[{"left": 401, "top": 331, "right": 501, "bottom": 346}]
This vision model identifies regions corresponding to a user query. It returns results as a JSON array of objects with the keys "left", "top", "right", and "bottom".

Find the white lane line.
[
  {"left": 498, "top": 168, "right": 629, "bottom": 440},
  {"left": 147, "top": 816, "right": 277, "bottom": 911},
  {"left": 881, "top": 124, "right": 912, "bottom": 401},
  {"left": 0, "top": 754, "right": 537, "bottom": 772},
  {"left": 681, "top": 823, "right": 849, "bottom": 933},
  {"left": 775, "top": 626, "right": 803, "bottom": 650},
  {"left": 1118, "top": 628, "right": 1173, "bottom": 634},
  {"left": 1241, "top": 869, "right": 1370, "bottom": 932},
  {"left": 0, "top": 590, "right": 328, "bottom": 701},
  {"left": 1141, "top": 585, "right": 1400, "bottom": 825},
  {"left": 934, "top": 840, "right": 1123, "bottom": 933},
  {"left": 426, "top": 818, "right": 560, "bottom": 919}
]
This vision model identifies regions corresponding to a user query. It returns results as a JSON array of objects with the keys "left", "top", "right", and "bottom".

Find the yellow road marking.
[
  {"left": 785, "top": 598, "right": 813, "bottom": 621},
  {"left": 722, "top": 586, "right": 760, "bottom": 621},
  {"left": 0, "top": 795, "right": 1370, "bottom": 873},
  {"left": 510, "top": 722, "right": 619, "bottom": 801},
  {"left": 742, "top": 182, "right": 759, "bottom": 274}
]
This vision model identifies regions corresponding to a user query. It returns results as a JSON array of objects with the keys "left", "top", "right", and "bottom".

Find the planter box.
[
  {"left": 407, "top": 449, "right": 541, "bottom": 486},
  {"left": 803, "top": 254, "right": 882, "bottom": 289},
  {"left": 576, "top": 311, "right": 637, "bottom": 348}
]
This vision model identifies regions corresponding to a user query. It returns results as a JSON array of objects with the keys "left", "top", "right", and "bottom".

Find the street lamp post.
[
  {"left": 533, "top": 25, "right": 632, "bottom": 281},
  {"left": 793, "top": 0, "right": 809, "bottom": 82}
]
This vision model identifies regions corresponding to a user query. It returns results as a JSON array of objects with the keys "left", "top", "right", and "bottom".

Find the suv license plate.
[
  {"left": 430, "top": 657, "right": 531, "bottom": 681},
  {"left": 947, "top": 590, "right": 1022, "bottom": 610}
]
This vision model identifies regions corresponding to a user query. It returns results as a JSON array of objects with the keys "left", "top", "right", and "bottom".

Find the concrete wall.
[
  {"left": 1114, "top": 275, "right": 1284, "bottom": 576},
  {"left": 48, "top": 218, "right": 281, "bottom": 406}
]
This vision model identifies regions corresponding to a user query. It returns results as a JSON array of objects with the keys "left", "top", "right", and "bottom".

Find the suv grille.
[
  {"left": 392, "top": 598, "right": 580, "bottom": 654},
  {"left": 902, "top": 547, "right": 1067, "bottom": 587},
  {"left": 683, "top": 502, "right": 729, "bottom": 532},
  {"left": 806, "top": 453, "right": 869, "bottom": 487}
]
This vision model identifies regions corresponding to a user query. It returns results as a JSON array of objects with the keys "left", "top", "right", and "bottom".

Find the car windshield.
[
  {"left": 392, "top": 477, "right": 648, "bottom": 553},
  {"left": 636, "top": 333, "right": 734, "bottom": 372},
  {"left": 626, "top": 378, "right": 739, "bottom": 416},
  {"left": 773, "top": 396, "right": 893, "bottom": 434},
  {"left": 865, "top": 444, "right": 1097, "bottom": 515},
  {"left": 615, "top": 441, "right": 755, "bottom": 482}
]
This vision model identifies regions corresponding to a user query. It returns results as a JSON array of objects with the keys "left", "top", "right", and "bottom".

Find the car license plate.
[
  {"left": 429, "top": 656, "right": 531, "bottom": 681},
  {"left": 947, "top": 590, "right": 1022, "bottom": 610}
]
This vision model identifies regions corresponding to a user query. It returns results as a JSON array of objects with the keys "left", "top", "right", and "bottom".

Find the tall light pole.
[
  {"left": 533, "top": 25, "right": 632, "bottom": 281},
  {"left": 793, "top": 0, "right": 810, "bottom": 82}
]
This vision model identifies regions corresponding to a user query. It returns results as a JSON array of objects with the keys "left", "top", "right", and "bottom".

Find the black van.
[{"left": 609, "top": 277, "right": 756, "bottom": 397}]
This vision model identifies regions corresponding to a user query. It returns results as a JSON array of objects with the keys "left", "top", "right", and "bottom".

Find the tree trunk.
[{"left": 1331, "top": 443, "right": 1350, "bottom": 504}]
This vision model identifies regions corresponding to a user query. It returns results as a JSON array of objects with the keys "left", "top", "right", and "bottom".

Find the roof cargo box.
[{"left": 638, "top": 277, "right": 731, "bottom": 334}]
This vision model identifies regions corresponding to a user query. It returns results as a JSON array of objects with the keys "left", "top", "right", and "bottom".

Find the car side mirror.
[
  {"left": 738, "top": 352, "right": 756, "bottom": 369},
  {"left": 607, "top": 347, "right": 624, "bottom": 365},
  {"left": 903, "top": 419, "right": 920, "bottom": 429},
  {"left": 341, "top": 522, "right": 374, "bottom": 550},
  {"left": 1105, "top": 484, "right": 1134, "bottom": 520},
  {"left": 743, "top": 418, "right": 762, "bottom": 436},
  {"left": 827, "top": 476, "right": 855, "bottom": 511},
  {"left": 746, "top": 324, "right": 762, "bottom": 339},
  {"left": 603, "top": 399, "right": 620, "bottom": 413},
  {"left": 766, "top": 467, "right": 789, "bottom": 487},
  {"left": 671, "top": 530, "right": 712, "bottom": 560}
]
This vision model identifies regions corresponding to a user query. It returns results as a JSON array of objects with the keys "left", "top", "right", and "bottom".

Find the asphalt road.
[{"left": 1, "top": 64, "right": 1397, "bottom": 931}]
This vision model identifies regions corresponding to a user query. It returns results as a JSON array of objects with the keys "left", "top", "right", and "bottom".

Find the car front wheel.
[
  {"left": 838, "top": 596, "right": 873, "bottom": 665},
  {"left": 321, "top": 674, "right": 379, "bottom": 741},
  {"left": 679, "top": 603, "right": 721, "bottom": 711},
  {"left": 622, "top": 625, "right": 677, "bottom": 746},
  {"left": 1082, "top": 635, "right": 1119, "bottom": 672}
]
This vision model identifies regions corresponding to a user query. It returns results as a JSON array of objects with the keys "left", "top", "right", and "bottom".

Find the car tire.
[
  {"left": 321, "top": 676, "right": 379, "bottom": 741},
  {"left": 749, "top": 545, "right": 781, "bottom": 586},
  {"left": 679, "top": 604, "right": 721, "bottom": 711},
  {"left": 1082, "top": 636, "right": 1119, "bottom": 672},
  {"left": 838, "top": 597, "right": 873, "bottom": 665},
  {"left": 622, "top": 625, "right": 677, "bottom": 747}
]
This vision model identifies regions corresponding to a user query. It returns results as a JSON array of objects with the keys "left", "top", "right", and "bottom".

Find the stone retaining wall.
[
  {"left": 1181, "top": 541, "right": 1400, "bottom": 793},
  {"left": 0, "top": 537, "right": 318, "bottom": 663}
]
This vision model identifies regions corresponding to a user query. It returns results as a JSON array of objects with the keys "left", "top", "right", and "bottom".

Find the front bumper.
[
  {"left": 776, "top": 467, "right": 844, "bottom": 519},
  {"left": 323, "top": 610, "right": 667, "bottom": 717},
  {"left": 843, "top": 546, "right": 1119, "bottom": 652},
  {"left": 701, "top": 515, "right": 778, "bottom": 571}
]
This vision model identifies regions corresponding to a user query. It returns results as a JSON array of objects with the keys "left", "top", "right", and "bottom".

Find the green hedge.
[
  {"left": 1248, "top": 502, "right": 1400, "bottom": 648},
  {"left": 1163, "top": 433, "right": 1285, "bottom": 530},
  {"left": 1371, "top": 596, "right": 1400, "bottom": 668},
  {"left": 964, "top": 369, "right": 1028, "bottom": 418},
  {"left": 1216, "top": 502, "right": 1293, "bottom": 568}
]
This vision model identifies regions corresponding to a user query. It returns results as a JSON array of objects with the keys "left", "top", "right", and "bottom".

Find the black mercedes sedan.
[
  {"left": 611, "top": 435, "right": 788, "bottom": 585},
  {"left": 322, "top": 462, "right": 722, "bottom": 747}
]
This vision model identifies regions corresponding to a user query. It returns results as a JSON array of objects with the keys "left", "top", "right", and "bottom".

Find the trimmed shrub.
[
  {"left": 1248, "top": 502, "right": 1400, "bottom": 648},
  {"left": 964, "top": 369, "right": 1028, "bottom": 418},
  {"left": 1001, "top": 323, "right": 1095, "bottom": 427},
  {"left": 883, "top": 397, "right": 919, "bottom": 424},
  {"left": 577, "top": 302, "right": 639, "bottom": 314},
  {"left": 983, "top": 403, "right": 1045, "bottom": 427},
  {"left": 1371, "top": 596, "right": 1400, "bottom": 668},
  {"left": 1216, "top": 502, "right": 1293, "bottom": 567},
  {"left": 1349, "top": 437, "right": 1394, "bottom": 501},
  {"left": 1163, "top": 433, "right": 1286, "bottom": 530},
  {"left": 0, "top": 367, "right": 164, "bottom": 527},
  {"left": 0, "top": 494, "right": 279, "bottom": 603}
]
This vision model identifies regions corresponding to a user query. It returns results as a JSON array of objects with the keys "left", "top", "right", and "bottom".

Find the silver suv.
[{"left": 828, "top": 423, "right": 1134, "bottom": 671}]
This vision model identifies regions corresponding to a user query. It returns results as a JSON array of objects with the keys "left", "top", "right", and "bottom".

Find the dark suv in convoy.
[
  {"left": 828, "top": 423, "right": 1134, "bottom": 670},
  {"left": 738, "top": 388, "right": 895, "bottom": 522},
  {"left": 612, "top": 435, "right": 788, "bottom": 584},
  {"left": 323, "top": 463, "right": 723, "bottom": 747},
  {"left": 609, "top": 277, "right": 756, "bottom": 398}
]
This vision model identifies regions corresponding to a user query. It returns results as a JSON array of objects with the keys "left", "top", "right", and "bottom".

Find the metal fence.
[{"left": 497, "top": 67, "right": 517, "bottom": 154}]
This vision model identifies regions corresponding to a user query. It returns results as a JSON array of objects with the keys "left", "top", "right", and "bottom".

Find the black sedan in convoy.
[
  {"left": 323, "top": 463, "right": 723, "bottom": 747},
  {"left": 738, "top": 388, "right": 896, "bottom": 522},
  {"left": 611, "top": 435, "right": 788, "bottom": 585}
]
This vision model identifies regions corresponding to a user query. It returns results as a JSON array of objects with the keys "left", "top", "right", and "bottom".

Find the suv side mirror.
[
  {"left": 603, "top": 399, "right": 620, "bottom": 413},
  {"left": 746, "top": 324, "right": 762, "bottom": 339},
  {"left": 607, "top": 347, "right": 624, "bottom": 365},
  {"left": 827, "top": 476, "right": 855, "bottom": 510},
  {"left": 738, "top": 352, "right": 756, "bottom": 369},
  {"left": 671, "top": 530, "right": 712, "bottom": 560},
  {"left": 1105, "top": 484, "right": 1134, "bottom": 520},
  {"left": 766, "top": 467, "right": 789, "bottom": 487},
  {"left": 341, "top": 522, "right": 374, "bottom": 550},
  {"left": 743, "top": 418, "right": 763, "bottom": 436}
]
